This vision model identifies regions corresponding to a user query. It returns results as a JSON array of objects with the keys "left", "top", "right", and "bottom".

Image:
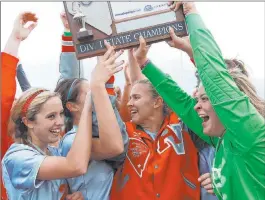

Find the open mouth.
[
  {"left": 50, "top": 129, "right": 61, "bottom": 136},
  {"left": 202, "top": 116, "right": 209, "bottom": 122}
]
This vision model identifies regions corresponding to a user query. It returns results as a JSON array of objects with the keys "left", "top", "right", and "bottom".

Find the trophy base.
[{"left": 77, "top": 29, "right": 93, "bottom": 41}]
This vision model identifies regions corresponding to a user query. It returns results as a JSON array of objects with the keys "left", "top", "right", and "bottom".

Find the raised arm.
[
  {"left": 58, "top": 12, "right": 84, "bottom": 83},
  {"left": 183, "top": 2, "right": 265, "bottom": 151},
  {"left": 1, "top": 12, "right": 38, "bottom": 159},
  {"left": 89, "top": 41, "right": 125, "bottom": 160},
  {"left": 119, "top": 64, "right": 132, "bottom": 122},
  {"left": 1, "top": 12, "right": 37, "bottom": 199}
]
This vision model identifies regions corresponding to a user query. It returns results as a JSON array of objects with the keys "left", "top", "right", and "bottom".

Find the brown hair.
[
  {"left": 54, "top": 78, "right": 87, "bottom": 133},
  {"left": 10, "top": 88, "right": 60, "bottom": 144}
]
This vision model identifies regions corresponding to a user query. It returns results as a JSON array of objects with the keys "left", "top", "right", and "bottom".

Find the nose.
[
  {"left": 55, "top": 115, "right": 65, "bottom": 127},
  {"left": 194, "top": 101, "right": 201, "bottom": 112},
  {"left": 127, "top": 98, "right": 133, "bottom": 107}
]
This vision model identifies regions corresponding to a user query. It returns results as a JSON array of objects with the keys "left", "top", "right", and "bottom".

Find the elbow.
[
  {"left": 70, "top": 162, "right": 88, "bottom": 176},
  {"left": 74, "top": 165, "right": 88, "bottom": 176},
  {"left": 115, "top": 145, "right": 124, "bottom": 156}
]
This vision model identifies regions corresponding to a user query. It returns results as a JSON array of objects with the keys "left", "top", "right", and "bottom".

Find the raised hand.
[
  {"left": 60, "top": 11, "right": 70, "bottom": 32},
  {"left": 4, "top": 12, "right": 38, "bottom": 57},
  {"left": 12, "top": 12, "right": 38, "bottom": 41},
  {"left": 131, "top": 36, "right": 150, "bottom": 67},
  {"left": 168, "top": 27, "right": 193, "bottom": 59},
  {"left": 90, "top": 41, "right": 124, "bottom": 86}
]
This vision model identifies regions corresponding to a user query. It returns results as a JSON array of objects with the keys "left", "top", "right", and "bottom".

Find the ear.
[
  {"left": 153, "top": 97, "right": 163, "bottom": 109},
  {"left": 22, "top": 117, "right": 34, "bottom": 129},
  {"left": 66, "top": 102, "right": 79, "bottom": 112}
]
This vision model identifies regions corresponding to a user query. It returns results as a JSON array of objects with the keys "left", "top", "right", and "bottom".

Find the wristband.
[{"left": 140, "top": 59, "right": 151, "bottom": 70}]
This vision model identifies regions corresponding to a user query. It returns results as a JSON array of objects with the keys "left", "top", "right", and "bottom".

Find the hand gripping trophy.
[{"left": 72, "top": 1, "right": 93, "bottom": 41}]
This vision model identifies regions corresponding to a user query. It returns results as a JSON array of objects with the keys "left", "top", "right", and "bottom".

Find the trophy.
[{"left": 72, "top": 1, "right": 93, "bottom": 41}]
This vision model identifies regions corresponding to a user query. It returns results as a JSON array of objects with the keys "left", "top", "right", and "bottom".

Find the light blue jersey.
[
  {"left": 60, "top": 127, "right": 114, "bottom": 200},
  {"left": 2, "top": 143, "right": 67, "bottom": 200}
]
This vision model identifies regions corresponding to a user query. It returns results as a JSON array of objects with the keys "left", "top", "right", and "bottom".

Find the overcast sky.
[{"left": 1, "top": 2, "right": 264, "bottom": 98}]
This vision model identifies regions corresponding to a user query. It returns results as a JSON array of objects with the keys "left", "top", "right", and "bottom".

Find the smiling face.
[
  {"left": 194, "top": 86, "right": 225, "bottom": 137},
  {"left": 28, "top": 96, "right": 65, "bottom": 145},
  {"left": 127, "top": 83, "right": 158, "bottom": 125}
]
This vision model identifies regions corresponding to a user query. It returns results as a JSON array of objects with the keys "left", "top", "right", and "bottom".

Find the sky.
[{"left": 1, "top": 2, "right": 264, "bottom": 98}]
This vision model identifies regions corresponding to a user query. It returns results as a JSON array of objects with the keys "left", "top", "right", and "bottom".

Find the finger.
[
  {"left": 206, "top": 189, "right": 215, "bottom": 194},
  {"left": 111, "top": 60, "right": 125, "bottom": 70},
  {"left": 112, "top": 66, "right": 123, "bottom": 74},
  {"left": 198, "top": 173, "right": 211, "bottom": 182},
  {"left": 139, "top": 35, "right": 147, "bottom": 50},
  {"left": 201, "top": 178, "right": 212, "bottom": 187},
  {"left": 28, "top": 22, "right": 37, "bottom": 32},
  {"left": 103, "top": 41, "right": 114, "bottom": 60},
  {"left": 204, "top": 183, "right": 213, "bottom": 190},
  {"left": 169, "top": 27, "right": 180, "bottom": 44},
  {"left": 106, "top": 49, "right": 124, "bottom": 65}
]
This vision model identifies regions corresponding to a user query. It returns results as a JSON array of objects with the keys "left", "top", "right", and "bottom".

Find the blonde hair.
[
  {"left": 225, "top": 59, "right": 265, "bottom": 118},
  {"left": 10, "top": 88, "right": 60, "bottom": 144}
]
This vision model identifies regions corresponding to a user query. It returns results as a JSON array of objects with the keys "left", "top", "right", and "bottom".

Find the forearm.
[
  {"left": 4, "top": 33, "right": 21, "bottom": 58},
  {"left": 129, "top": 57, "right": 146, "bottom": 83},
  {"left": 91, "top": 84, "right": 124, "bottom": 155},
  {"left": 58, "top": 32, "right": 84, "bottom": 82},
  {"left": 119, "top": 83, "right": 132, "bottom": 122},
  {"left": 66, "top": 97, "right": 92, "bottom": 173}
]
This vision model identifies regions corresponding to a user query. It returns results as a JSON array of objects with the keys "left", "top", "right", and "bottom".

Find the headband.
[{"left": 21, "top": 89, "right": 46, "bottom": 118}]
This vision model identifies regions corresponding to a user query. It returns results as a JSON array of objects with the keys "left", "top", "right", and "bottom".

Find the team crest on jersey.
[
  {"left": 127, "top": 136, "right": 150, "bottom": 177},
  {"left": 157, "top": 124, "right": 185, "bottom": 155}
]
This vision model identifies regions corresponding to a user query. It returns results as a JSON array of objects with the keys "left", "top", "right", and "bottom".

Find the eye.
[
  {"left": 60, "top": 111, "right": 64, "bottom": 116},
  {"left": 47, "top": 114, "right": 55, "bottom": 119},
  {"left": 201, "top": 96, "right": 209, "bottom": 102}
]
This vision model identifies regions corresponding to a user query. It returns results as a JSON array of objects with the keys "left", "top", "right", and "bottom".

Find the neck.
[
  {"left": 72, "top": 112, "right": 80, "bottom": 127},
  {"left": 139, "top": 112, "right": 165, "bottom": 133},
  {"left": 28, "top": 134, "right": 48, "bottom": 154}
]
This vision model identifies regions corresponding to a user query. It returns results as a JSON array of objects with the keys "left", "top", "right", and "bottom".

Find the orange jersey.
[
  {"left": 1, "top": 52, "right": 18, "bottom": 200},
  {"left": 110, "top": 113, "right": 200, "bottom": 200}
]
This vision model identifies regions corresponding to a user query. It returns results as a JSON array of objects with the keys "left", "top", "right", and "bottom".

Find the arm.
[
  {"left": 1, "top": 12, "right": 37, "bottom": 159},
  {"left": 89, "top": 43, "right": 125, "bottom": 160},
  {"left": 185, "top": 5, "right": 265, "bottom": 151},
  {"left": 16, "top": 63, "right": 31, "bottom": 91},
  {"left": 57, "top": 12, "right": 84, "bottom": 83},
  {"left": 119, "top": 64, "right": 132, "bottom": 122},
  {"left": 37, "top": 92, "right": 93, "bottom": 180}
]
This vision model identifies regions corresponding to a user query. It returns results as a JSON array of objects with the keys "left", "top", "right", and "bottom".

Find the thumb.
[
  {"left": 139, "top": 36, "right": 146, "bottom": 50},
  {"left": 169, "top": 27, "right": 179, "bottom": 43}
]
